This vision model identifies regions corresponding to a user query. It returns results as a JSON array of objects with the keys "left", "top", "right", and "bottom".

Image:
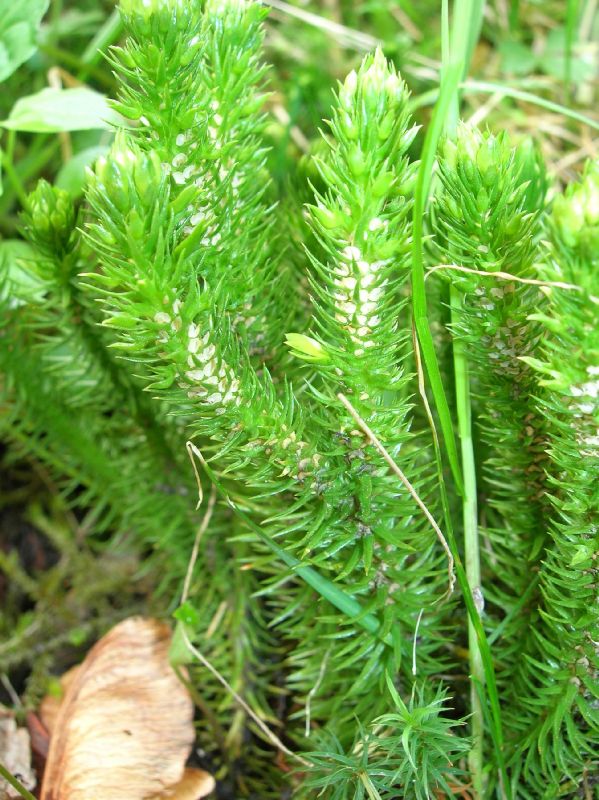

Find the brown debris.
[
  {"left": 154, "top": 767, "right": 215, "bottom": 799},
  {"left": 0, "top": 705, "right": 36, "bottom": 798},
  {"left": 40, "top": 617, "right": 213, "bottom": 800}
]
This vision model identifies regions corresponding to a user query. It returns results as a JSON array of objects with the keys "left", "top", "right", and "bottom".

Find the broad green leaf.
[
  {"left": 0, "top": 240, "right": 44, "bottom": 308},
  {"left": 498, "top": 40, "right": 537, "bottom": 76},
  {"left": 0, "top": 87, "right": 123, "bottom": 133},
  {"left": 0, "top": 0, "right": 50, "bottom": 82},
  {"left": 169, "top": 623, "right": 192, "bottom": 666},
  {"left": 56, "top": 144, "right": 111, "bottom": 197},
  {"left": 540, "top": 28, "right": 595, "bottom": 83}
]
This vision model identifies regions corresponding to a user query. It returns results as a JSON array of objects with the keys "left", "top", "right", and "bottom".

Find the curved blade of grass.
[
  {"left": 411, "top": 56, "right": 464, "bottom": 496},
  {"left": 263, "top": 0, "right": 378, "bottom": 51},
  {"left": 462, "top": 80, "right": 599, "bottom": 130},
  {"left": 410, "top": 370, "right": 511, "bottom": 799},
  {"left": 451, "top": 286, "right": 485, "bottom": 796},
  {"left": 412, "top": 83, "right": 599, "bottom": 133},
  {"left": 446, "top": 2, "right": 494, "bottom": 794},
  {"left": 405, "top": 358, "right": 510, "bottom": 797}
]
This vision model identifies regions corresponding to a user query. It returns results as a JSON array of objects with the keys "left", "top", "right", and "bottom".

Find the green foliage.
[
  {"left": 299, "top": 681, "right": 469, "bottom": 800},
  {"left": 0, "top": 87, "right": 121, "bottom": 133},
  {"left": 1, "top": 0, "right": 598, "bottom": 798},
  {"left": 434, "top": 127, "right": 550, "bottom": 695},
  {"left": 507, "top": 163, "right": 599, "bottom": 797},
  {"left": 0, "top": 0, "right": 49, "bottom": 82},
  {"left": 498, "top": 28, "right": 595, "bottom": 83},
  {"left": 82, "top": 15, "right": 453, "bottom": 762}
]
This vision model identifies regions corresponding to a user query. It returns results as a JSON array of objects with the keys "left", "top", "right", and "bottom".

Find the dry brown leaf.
[
  {"left": 40, "top": 617, "right": 204, "bottom": 800},
  {"left": 0, "top": 706, "right": 36, "bottom": 797},
  {"left": 27, "top": 710, "right": 51, "bottom": 766},
  {"left": 153, "top": 767, "right": 216, "bottom": 799}
]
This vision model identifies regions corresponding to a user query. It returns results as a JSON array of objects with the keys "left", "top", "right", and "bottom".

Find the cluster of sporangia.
[{"left": 0, "top": 0, "right": 597, "bottom": 797}]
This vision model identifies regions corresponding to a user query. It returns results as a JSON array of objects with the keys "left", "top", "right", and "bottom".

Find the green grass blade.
[
  {"left": 0, "top": 764, "right": 36, "bottom": 800},
  {"left": 410, "top": 0, "right": 490, "bottom": 497},
  {"left": 433, "top": 3, "right": 511, "bottom": 795},
  {"left": 509, "top": 0, "right": 520, "bottom": 31},
  {"left": 446, "top": 532, "right": 511, "bottom": 798},
  {"left": 565, "top": 0, "right": 579, "bottom": 92},
  {"left": 462, "top": 80, "right": 599, "bottom": 130},
  {"left": 420, "top": 396, "right": 510, "bottom": 796},
  {"left": 411, "top": 57, "right": 465, "bottom": 495},
  {"left": 412, "top": 83, "right": 599, "bottom": 135}
]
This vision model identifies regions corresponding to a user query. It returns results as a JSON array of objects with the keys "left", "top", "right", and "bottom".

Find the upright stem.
[
  {"left": 80, "top": 10, "right": 124, "bottom": 72},
  {"left": 49, "top": 0, "right": 64, "bottom": 48},
  {"left": 1, "top": 131, "right": 29, "bottom": 210},
  {"left": 450, "top": 285, "right": 484, "bottom": 797}
]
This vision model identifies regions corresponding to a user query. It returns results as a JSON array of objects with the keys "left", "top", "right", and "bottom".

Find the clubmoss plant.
[
  {"left": 434, "top": 125, "right": 549, "bottom": 677},
  {"left": 85, "top": 0, "right": 460, "bottom": 787},
  {"left": 83, "top": 13, "right": 454, "bottom": 752},
  {"left": 507, "top": 163, "right": 599, "bottom": 798},
  {"left": 298, "top": 680, "right": 470, "bottom": 800},
  {"left": 1, "top": 177, "right": 283, "bottom": 791},
  {"left": 431, "top": 127, "right": 551, "bottom": 790}
]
